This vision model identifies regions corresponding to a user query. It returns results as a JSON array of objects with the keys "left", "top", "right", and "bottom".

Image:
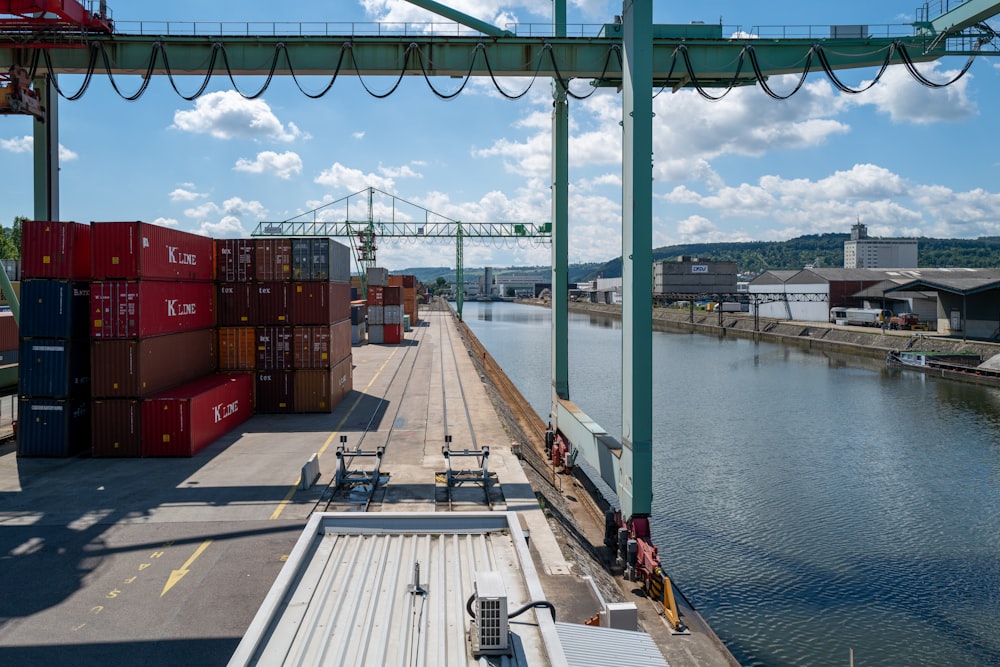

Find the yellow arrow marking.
[
  {"left": 160, "top": 540, "right": 212, "bottom": 597},
  {"left": 269, "top": 349, "right": 399, "bottom": 521}
]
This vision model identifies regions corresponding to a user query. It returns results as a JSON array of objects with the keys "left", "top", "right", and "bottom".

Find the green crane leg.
[
  {"left": 620, "top": 0, "right": 653, "bottom": 519},
  {"left": 33, "top": 75, "right": 58, "bottom": 221},
  {"left": 551, "top": 0, "right": 570, "bottom": 404}
]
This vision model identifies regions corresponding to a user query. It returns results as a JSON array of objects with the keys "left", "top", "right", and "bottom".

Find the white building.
[{"left": 844, "top": 223, "right": 917, "bottom": 269}]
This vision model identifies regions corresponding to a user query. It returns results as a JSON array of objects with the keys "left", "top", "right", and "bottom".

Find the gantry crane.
[
  {"left": 5, "top": 0, "right": 1000, "bottom": 629},
  {"left": 250, "top": 186, "right": 551, "bottom": 320}
]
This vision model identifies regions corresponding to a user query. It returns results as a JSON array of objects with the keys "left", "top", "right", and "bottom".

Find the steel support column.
[
  {"left": 455, "top": 221, "right": 464, "bottom": 320},
  {"left": 620, "top": 0, "right": 653, "bottom": 520},
  {"left": 32, "top": 75, "right": 58, "bottom": 221},
  {"left": 551, "top": 0, "right": 570, "bottom": 404}
]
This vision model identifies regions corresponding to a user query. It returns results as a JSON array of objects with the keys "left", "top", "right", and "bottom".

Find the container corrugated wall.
[
  {"left": 19, "top": 280, "right": 90, "bottom": 339},
  {"left": 142, "top": 373, "right": 253, "bottom": 457},
  {"left": 217, "top": 282, "right": 256, "bottom": 326},
  {"left": 17, "top": 398, "right": 90, "bottom": 457},
  {"left": 255, "top": 326, "right": 294, "bottom": 369},
  {"left": 90, "top": 280, "right": 216, "bottom": 338},
  {"left": 91, "top": 222, "right": 215, "bottom": 281},
  {"left": 292, "top": 321, "right": 351, "bottom": 369},
  {"left": 293, "top": 357, "right": 353, "bottom": 413},
  {"left": 0, "top": 310, "right": 18, "bottom": 351},
  {"left": 91, "top": 399, "right": 142, "bottom": 458},
  {"left": 20, "top": 221, "right": 91, "bottom": 279},
  {"left": 90, "top": 329, "right": 217, "bottom": 398},
  {"left": 216, "top": 239, "right": 255, "bottom": 282},
  {"left": 254, "top": 238, "right": 292, "bottom": 281},
  {"left": 219, "top": 326, "right": 256, "bottom": 370},
  {"left": 255, "top": 282, "right": 291, "bottom": 325},
  {"left": 291, "top": 238, "right": 350, "bottom": 282},
  {"left": 19, "top": 338, "right": 90, "bottom": 398},
  {"left": 256, "top": 370, "right": 294, "bottom": 413},
  {"left": 291, "top": 281, "right": 350, "bottom": 324}
]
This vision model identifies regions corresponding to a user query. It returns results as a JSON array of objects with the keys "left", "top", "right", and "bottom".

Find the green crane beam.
[{"left": 918, "top": 0, "right": 1000, "bottom": 36}]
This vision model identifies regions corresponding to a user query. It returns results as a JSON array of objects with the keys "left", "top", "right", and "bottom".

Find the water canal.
[{"left": 461, "top": 301, "right": 1000, "bottom": 667}]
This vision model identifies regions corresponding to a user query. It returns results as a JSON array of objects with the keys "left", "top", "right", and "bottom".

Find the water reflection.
[{"left": 463, "top": 301, "right": 1000, "bottom": 667}]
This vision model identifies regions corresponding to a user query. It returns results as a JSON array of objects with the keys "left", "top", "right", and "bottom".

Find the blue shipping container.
[
  {"left": 291, "top": 238, "right": 351, "bottom": 283},
  {"left": 19, "top": 338, "right": 90, "bottom": 398},
  {"left": 17, "top": 397, "right": 90, "bottom": 457},
  {"left": 19, "top": 280, "right": 91, "bottom": 339}
]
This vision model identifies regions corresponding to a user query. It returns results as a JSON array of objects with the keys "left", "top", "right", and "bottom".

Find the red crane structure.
[{"left": 0, "top": 0, "right": 113, "bottom": 32}]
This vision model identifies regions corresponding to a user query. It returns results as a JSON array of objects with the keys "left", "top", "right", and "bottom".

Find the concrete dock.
[{"left": 0, "top": 306, "right": 736, "bottom": 666}]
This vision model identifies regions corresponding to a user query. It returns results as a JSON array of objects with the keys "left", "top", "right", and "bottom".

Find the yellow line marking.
[
  {"left": 160, "top": 540, "right": 212, "bottom": 597},
  {"left": 269, "top": 349, "right": 400, "bottom": 520}
]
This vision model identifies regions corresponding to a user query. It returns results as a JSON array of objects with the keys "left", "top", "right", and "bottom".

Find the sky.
[{"left": 2, "top": 1, "right": 1000, "bottom": 271}]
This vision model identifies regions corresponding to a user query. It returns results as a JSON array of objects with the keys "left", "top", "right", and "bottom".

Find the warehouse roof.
[{"left": 230, "top": 512, "right": 567, "bottom": 666}]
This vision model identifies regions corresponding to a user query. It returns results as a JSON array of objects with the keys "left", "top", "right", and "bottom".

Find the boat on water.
[{"left": 885, "top": 348, "right": 1000, "bottom": 385}]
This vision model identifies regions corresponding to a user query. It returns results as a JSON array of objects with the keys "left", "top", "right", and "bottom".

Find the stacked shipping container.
[
  {"left": 388, "top": 274, "right": 420, "bottom": 328},
  {"left": 217, "top": 238, "right": 353, "bottom": 414},
  {"left": 366, "top": 268, "right": 404, "bottom": 345},
  {"left": 89, "top": 222, "right": 234, "bottom": 457},
  {"left": 17, "top": 221, "right": 92, "bottom": 457},
  {"left": 16, "top": 222, "right": 355, "bottom": 457}
]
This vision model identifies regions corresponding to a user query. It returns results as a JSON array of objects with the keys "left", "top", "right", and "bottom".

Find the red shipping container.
[
  {"left": 90, "top": 329, "right": 217, "bottom": 398},
  {"left": 367, "top": 285, "right": 384, "bottom": 306},
  {"left": 142, "top": 373, "right": 253, "bottom": 457},
  {"left": 218, "top": 326, "right": 256, "bottom": 370},
  {"left": 215, "top": 239, "right": 255, "bottom": 282},
  {"left": 388, "top": 275, "right": 403, "bottom": 287},
  {"left": 21, "top": 221, "right": 91, "bottom": 279},
  {"left": 91, "top": 399, "right": 142, "bottom": 458},
  {"left": 254, "top": 238, "right": 292, "bottom": 281},
  {"left": 91, "top": 222, "right": 214, "bottom": 281},
  {"left": 293, "top": 357, "right": 353, "bottom": 413},
  {"left": 216, "top": 282, "right": 255, "bottom": 326},
  {"left": 256, "top": 370, "right": 294, "bottom": 413},
  {"left": 384, "top": 323, "right": 404, "bottom": 345},
  {"left": 292, "top": 321, "right": 351, "bottom": 369},
  {"left": 291, "top": 281, "right": 350, "bottom": 325},
  {"left": 255, "top": 282, "right": 291, "bottom": 325},
  {"left": 402, "top": 275, "right": 416, "bottom": 288},
  {"left": 255, "top": 326, "right": 294, "bottom": 369},
  {"left": 91, "top": 280, "right": 215, "bottom": 338}
]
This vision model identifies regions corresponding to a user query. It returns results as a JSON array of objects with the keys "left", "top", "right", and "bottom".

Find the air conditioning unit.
[{"left": 471, "top": 571, "right": 510, "bottom": 656}]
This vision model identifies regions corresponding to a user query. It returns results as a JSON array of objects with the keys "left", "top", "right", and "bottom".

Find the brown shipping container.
[
  {"left": 255, "top": 326, "right": 294, "bottom": 369},
  {"left": 293, "top": 357, "right": 353, "bottom": 413},
  {"left": 367, "top": 285, "right": 384, "bottom": 306},
  {"left": 254, "top": 238, "right": 292, "bottom": 281},
  {"left": 91, "top": 399, "right": 142, "bottom": 457},
  {"left": 90, "top": 281, "right": 215, "bottom": 339},
  {"left": 0, "top": 311, "right": 17, "bottom": 350},
  {"left": 293, "top": 320, "right": 351, "bottom": 369},
  {"left": 91, "top": 328, "right": 217, "bottom": 398},
  {"left": 256, "top": 282, "right": 291, "bottom": 324},
  {"left": 383, "top": 286, "right": 402, "bottom": 306},
  {"left": 217, "top": 282, "right": 256, "bottom": 326},
  {"left": 388, "top": 275, "right": 403, "bottom": 287},
  {"left": 292, "top": 281, "right": 350, "bottom": 325},
  {"left": 256, "top": 370, "right": 294, "bottom": 413},
  {"left": 216, "top": 239, "right": 255, "bottom": 282},
  {"left": 218, "top": 326, "right": 256, "bottom": 370},
  {"left": 21, "top": 221, "right": 92, "bottom": 279},
  {"left": 402, "top": 275, "right": 416, "bottom": 288},
  {"left": 91, "top": 222, "right": 215, "bottom": 281}
]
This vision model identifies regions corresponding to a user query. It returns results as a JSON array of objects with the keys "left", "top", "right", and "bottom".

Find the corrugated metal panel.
[
  {"left": 254, "top": 238, "right": 292, "bottom": 281},
  {"left": 255, "top": 369, "right": 294, "bottom": 413},
  {"left": 290, "top": 238, "right": 350, "bottom": 282},
  {"left": 141, "top": 373, "right": 253, "bottom": 457},
  {"left": 17, "top": 398, "right": 90, "bottom": 458},
  {"left": 554, "top": 622, "right": 669, "bottom": 667},
  {"left": 219, "top": 326, "right": 257, "bottom": 370},
  {"left": 255, "top": 326, "right": 294, "bottom": 370},
  {"left": 216, "top": 239, "right": 256, "bottom": 282},
  {"left": 91, "top": 398, "right": 142, "bottom": 458},
  {"left": 19, "top": 338, "right": 90, "bottom": 398},
  {"left": 255, "top": 282, "right": 291, "bottom": 325},
  {"left": 19, "top": 280, "right": 90, "bottom": 339},
  {"left": 90, "top": 329, "right": 217, "bottom": 398},
  {"left": 0, "top": 310, "right": 18, "bottom": 349},
  {"left": 290, "top": 281, "right": 350, "bottom": 325},
  {"left": 292, "top": 358, "right": 352, "bottom": 413},
  {"left": 90, "top": 281, "right": 216, "bottom": 338},
  {"left": 20, "top": 221, "right": 91, "bottom": 279},
  {"left": 91, "top": 221, "right": 214, "bottom": 281},
  {"left": 217, "top": 282, "right": 256, "bottom": 326},
  {"left": 233, "top": 513, "right": 549, "bottom": 667}
]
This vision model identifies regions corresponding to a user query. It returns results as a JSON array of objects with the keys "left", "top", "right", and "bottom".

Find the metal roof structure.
[
  {"left": 229, "top": 512, "right": 568, "bottom": 667},
  {"left": 554, "top": 622, "right": 668, "bottom": 667}
]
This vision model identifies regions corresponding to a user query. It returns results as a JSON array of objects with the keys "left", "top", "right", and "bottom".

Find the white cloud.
[
  {"left": 170, "top": 187, "right": 206, "bottom": 202},
  {"left": 377, "top": 163, "right": 422, "bottom": 179},
  {"left": 842, "top": 62, "right": 977, "bottom": 124},
  {"left": 2, "top": 134, "right": 77, "bottom": 161},
  {"left": 234, "top": 151, "right": 303, "bottom": 179},
  {"left": 183, "top": 197, "right": 266, "bottom": 238},
  {"left": 149, "top": 217, "right": 180, "bottom": 228},
  {"left": 197, "top": 215, "right": 248, "bottom": 239},
  {"left": 172, "top": 91, "right": 303, "bottom": 142},
  {"left": 314, "top": 162, "right": 396, "bottom": 192},
  {"left": 352, "top": 131, "right": 365, "bottom": 140}
]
